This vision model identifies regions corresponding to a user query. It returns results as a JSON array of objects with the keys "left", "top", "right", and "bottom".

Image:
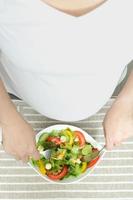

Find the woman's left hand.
[{"left": 103, "top": 96, "right": 133, "bottom": 150}]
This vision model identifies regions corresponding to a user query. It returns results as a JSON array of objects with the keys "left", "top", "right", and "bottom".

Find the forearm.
[
  {"left": 116, "top": 69, "right": 133, "bottom": 104},
  {"left": 104, "top": 68, "right": 133, "bottom": 150},
  {"left": 0, "top": 79, "right": 22, "bottom": 126},
  {"left": 0, "top": 80, "right": 40, "bottom": 162}
]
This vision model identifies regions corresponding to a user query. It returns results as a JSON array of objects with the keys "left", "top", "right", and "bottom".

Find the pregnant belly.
[
  {"left": 1, "top": 53, "right": 125, "bottom": 121},
  {"left": 7, "top": 69, "right": 119, "bottom": 121}
]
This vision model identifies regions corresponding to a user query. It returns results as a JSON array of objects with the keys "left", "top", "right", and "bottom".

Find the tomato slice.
[
  {"left": 74, "top": 131, "right": 85, "bottom": 147},
  {"left": 47, "top": 165, "right": 68, "bottom": 180},
  {"left": 87, "top": 156, "right": 100, "bottom": 168},
  {"left": 47, "top": 136, "right": 62, "bottom": 145}
]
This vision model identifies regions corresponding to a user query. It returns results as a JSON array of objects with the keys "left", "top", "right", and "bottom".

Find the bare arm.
[
  {"left": 103, "top": 69, "right": 133, "bottom": 150},
  {"left": 0, "top": 79, "right": 40, "bottom": 162},
  {"left": 116, "top": 70, "right": 133, "bottom": 104},
  {"left": 0, "top": 79, "right": 22, "bottom": 126}
]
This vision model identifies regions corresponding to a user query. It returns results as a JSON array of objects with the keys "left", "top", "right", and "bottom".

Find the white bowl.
[{"left": 28, "top": 124, "right": 105, "bottom": 184}]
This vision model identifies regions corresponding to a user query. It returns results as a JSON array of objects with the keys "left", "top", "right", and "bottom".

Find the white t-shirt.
[{"left": 0, "top": 0, "right": 132, "bottom": 121}]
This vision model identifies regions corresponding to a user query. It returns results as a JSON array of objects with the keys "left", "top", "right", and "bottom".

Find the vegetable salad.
[{"left": 30, "top": 128, "right": 100, "bottom": 181}]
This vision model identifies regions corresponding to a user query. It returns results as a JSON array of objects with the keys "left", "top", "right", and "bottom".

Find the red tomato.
[
  {"left": 74, "top": 131, "right": 85, "bottom": 147},
  {"left": 87, "top": 156, "right": 100, "bottom": 168},
  {"left": 47, "top": 136, "right": 62, "bottom": 145},
  {"left": 47, "top": 165, "right": 68, "bottom": 180}
]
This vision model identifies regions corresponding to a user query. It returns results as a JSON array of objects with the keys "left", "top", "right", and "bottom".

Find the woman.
[{"left": 0, "top": 0, "right": 132, "bottom": 163}]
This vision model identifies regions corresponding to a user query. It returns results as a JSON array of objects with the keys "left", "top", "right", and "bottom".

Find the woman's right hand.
[
  {"left": 0, "top": 79, "right": 40, "bottom": 163},
  {"left": 1, "top": 116, "right": 40, "bottom": 163}
]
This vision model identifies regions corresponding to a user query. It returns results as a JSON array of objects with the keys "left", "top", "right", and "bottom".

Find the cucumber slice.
[
  {"left": 82, "top": 144, "right": 92, "bottom": 156},
  {"left": 83, "top": 149, "right": 100, "bottom": 162},
  {"left": 91, "top": 150, "right": 99, "bottom": 159},
  {"left": 82, "top": 154, "right": 92, "bottom": 162},
  {"left": 38, "top": 133, "right": 49, "bottom": 145}
]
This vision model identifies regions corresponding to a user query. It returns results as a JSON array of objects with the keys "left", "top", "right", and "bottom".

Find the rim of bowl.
[{"left": 28, "top": 124, "right": 105, "bottom": 184}]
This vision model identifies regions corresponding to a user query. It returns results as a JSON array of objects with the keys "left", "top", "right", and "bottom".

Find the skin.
[
  {"left": 0, "top": 0, "right": 132, "bottom": 163},
  {"left": 41, "top": 0, "right": 107, "bottom": 17},
  {"left": 0, "top": 80, "right": 40, "bottom": 163},
  {"left": 103, "top": 70, "right": 133, "bottom": 150}
]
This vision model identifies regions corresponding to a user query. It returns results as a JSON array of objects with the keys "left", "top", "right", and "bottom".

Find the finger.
[
  {"left": 11, "top": 153, "right": 21, "bottom": 161},
  {"left": 106, "top": 139, "right": 114, "bottom": 150},
  {"left": 34, "top": 131, "right": 37, "bottom": 136},
  {"left": 21, "top": 155, "right": 30, "bottom": 163},
  {"left": 105, "top": 135, "right": 114, "bottom": 150},
  {"left": 14, "top": 155, "right": 21, "bottom": 161},
  {"left": 103, "top": 127, "right": 114, "bottom": 150},
  {"left": 32, "top": 150, "right": 41, "bottom": 160}
]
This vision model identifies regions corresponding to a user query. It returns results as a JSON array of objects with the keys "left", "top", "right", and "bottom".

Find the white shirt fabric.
[{"left": 0, "top": 0, "right": 132, "bottom": 121}]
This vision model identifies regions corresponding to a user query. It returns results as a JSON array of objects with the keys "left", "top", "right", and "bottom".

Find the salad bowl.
[{"left": 28, "top": 124, "right": 105, "bottom": 184}]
